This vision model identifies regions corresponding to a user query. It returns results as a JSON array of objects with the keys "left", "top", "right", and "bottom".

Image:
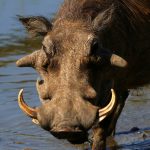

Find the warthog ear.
[
  {"left": 18, "top": 16, "right": 52, "bottom": 37},
  {"left": 93, "top": 4, "right": 114, "bottom": 31}
]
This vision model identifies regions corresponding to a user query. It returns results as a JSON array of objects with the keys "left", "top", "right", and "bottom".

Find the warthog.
[{"left": 16, "top": 0, "right": 150, "bottom": 149}]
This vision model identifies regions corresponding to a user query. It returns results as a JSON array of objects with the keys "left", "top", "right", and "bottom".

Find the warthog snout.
[{"left": 18, "top": 88, "right": 116, "bottom": 143}]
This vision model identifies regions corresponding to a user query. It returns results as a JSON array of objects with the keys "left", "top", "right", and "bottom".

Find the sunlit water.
[{"left": 0, "top": 0, "right": 150, "bottom": 150}]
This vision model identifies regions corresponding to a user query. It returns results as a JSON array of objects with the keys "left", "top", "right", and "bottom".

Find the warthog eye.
[
  {"left": 41, "top": 57, "right": 59, "bottom": 72},
  {"left": 90, "top": 39, "right": 99, "bottom": 56},
  {"left": 42, "top": 44, "right": 46, "bottom": 52},
  {"left": 82, "top": 39, "right": 101, "bottom": 64},
  {"left": 42, "top": 41, "right": 56, "bottom": 58},
  {"left": 42, "top": 61, "right": 49, "bottom": 70}
]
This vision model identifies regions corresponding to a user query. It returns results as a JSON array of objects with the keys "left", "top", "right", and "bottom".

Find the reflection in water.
[{"left": 0, "top": 0, "right": 150, "bottom": 150}]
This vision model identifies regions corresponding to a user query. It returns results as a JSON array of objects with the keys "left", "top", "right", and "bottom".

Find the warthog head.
[{"left": 16, "top": 6, "right": 127, "bottom": 143}]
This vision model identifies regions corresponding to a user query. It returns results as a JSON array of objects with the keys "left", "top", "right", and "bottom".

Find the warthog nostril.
[{"left": 37, "top": 77, "right": 44, "bottom": 85}]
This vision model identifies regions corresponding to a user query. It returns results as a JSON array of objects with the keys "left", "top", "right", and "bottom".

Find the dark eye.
[
  {"left": 42, "top": 43, "right": 56, "bottom": 58},
  {"left": 41, "top": 56, "right": 49, "bottom": 72},
  {"left": 90, "top": 39, "right": 99, "bottom": 56},
  {"left": 42, "top": 61, "right": 49, "bottom": 70},
  {"left": 42, "top": 44, "right": 46, "bottom": 52}
]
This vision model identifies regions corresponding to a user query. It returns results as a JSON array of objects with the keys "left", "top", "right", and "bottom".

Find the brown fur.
[
  {"left": 17, "top": 0, "right": 150, "bottom": 149},
  {"left": 55, "top": 0, "right": 150, "bottom": 89}
]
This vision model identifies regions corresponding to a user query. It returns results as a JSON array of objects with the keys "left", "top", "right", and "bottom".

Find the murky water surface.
[{"left": 0, "top": 0, "right": 150, "bottom": 150}]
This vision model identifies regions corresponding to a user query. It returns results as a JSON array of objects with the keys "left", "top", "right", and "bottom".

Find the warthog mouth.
[
  {"left": 50, "top": 127, "right": 88, "bottom": 144},
  {"left": 17, "top": 89, "right": 116, "bottom": 143}
]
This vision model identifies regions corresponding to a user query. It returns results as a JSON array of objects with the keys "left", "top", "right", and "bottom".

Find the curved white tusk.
[
  {"left": 18, "top": 89, "right": 37, "bottom": 119},
  {"left": 99, "top": 89, "right": 116, "bottom": 122}
]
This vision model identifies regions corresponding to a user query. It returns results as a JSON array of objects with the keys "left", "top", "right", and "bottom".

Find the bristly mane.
[
  {"left": 56, "top": 0, "right": 150, "bottom": 23},
  {"left": 56, "top": 0, "right": 150, "bottom": 89}
]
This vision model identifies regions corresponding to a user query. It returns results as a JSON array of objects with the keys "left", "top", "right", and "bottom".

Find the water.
[{"left": 0, "top": 0, "right": 149, "bottom": 150}]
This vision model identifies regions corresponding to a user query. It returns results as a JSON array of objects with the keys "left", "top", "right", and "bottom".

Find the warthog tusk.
[
  {"left": 32, "top": 118, "right": 40, "bottom": 125},
  {"left": 99, "top": 89, "right": 116, "bottom": 122},
  {"left": 18, "top": 89, "right": 37, "bottom": 119}
]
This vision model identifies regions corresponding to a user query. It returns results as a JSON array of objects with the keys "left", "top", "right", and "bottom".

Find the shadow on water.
[{"left": 0, "top": 0, "right": 150, "bottom": 150}]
